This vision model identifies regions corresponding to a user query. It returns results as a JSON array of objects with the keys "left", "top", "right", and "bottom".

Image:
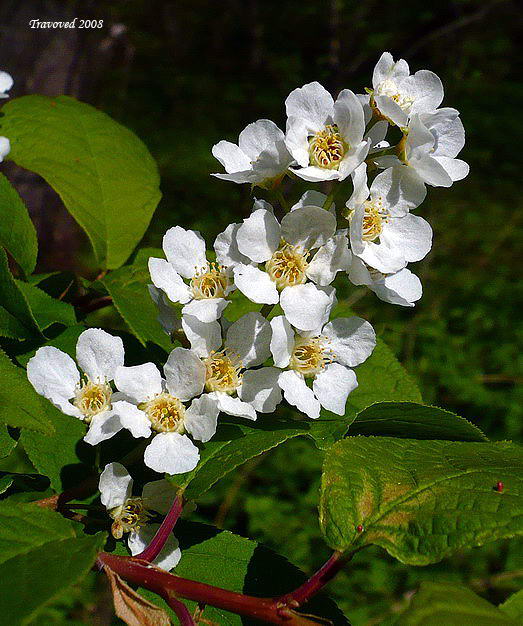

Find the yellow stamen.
[
  {"left": 139, "top": 393, "right": 186, "bottom": 433},
  {"left": 266, "top": 240, "right": 309, "bottom": 289},
  {"left": 289, "top": 336, "right": 334, "bottom": 377},
  {"left": 73, "top": 378, "right": 112, "bottom": 420},
  {"left": 309, "top": 124, "right": 346, "bottom": 169},
  {"left": 110, "top": 497, "right": 150, "bottom": 538},
  {"left": 203, "top": 349, "right": 242, "bottom": 394},
  {"left": 190, "top": 262, "right": 229, "bottom": 300}
]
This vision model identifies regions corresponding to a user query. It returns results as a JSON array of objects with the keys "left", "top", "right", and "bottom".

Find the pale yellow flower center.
[
  {"left": 374, "top": 80, "right": 414, "bottom": 113},
  {"left": 204, "top": 350, "right": 242, "bottom": 394},
  {"left": 190, "top": 263, "right": 229, "bottom": 299},
  {"left": 110, "top": 497, "right": 150, "bottom": 539},
  {"left": 309, "top": 124, "right": 346, "bottom": 169},
  {"left": 139, "top": 393, "right": 186, "bottom": 433},
  {"left": 361, "top": 198, "right": 389, "bottom": 242},
  {"left": 73, "top": 378, "right": 112, "bottom": 420},
  {"left": 289, "top": 336, "right": 334, "bottom": 377},
  {"left": 266, "top": 240, "right": 309, "bottom": 289}
]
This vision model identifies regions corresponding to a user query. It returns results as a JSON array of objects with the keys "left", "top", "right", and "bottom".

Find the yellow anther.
[
  {"left": 266, "top": 240, "right": 309, "bottom": 289},
  {"left": 308, "top": 124, "right": 346, "bottom": 169}
]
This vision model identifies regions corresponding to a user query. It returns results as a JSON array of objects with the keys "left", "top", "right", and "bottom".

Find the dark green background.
[{"left": 2, "top": 1, "right": 522, "bottom": 623}]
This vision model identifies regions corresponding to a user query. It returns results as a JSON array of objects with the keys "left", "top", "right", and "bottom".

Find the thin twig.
[{"left": 135, "top": 494, "right": 184, "bottom": 563}]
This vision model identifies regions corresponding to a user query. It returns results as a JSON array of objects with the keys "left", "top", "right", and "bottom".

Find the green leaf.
[
  {"left": 1, "top": 95, "right": 161, "bottom": 269},
  {"left": 320, "top": 437, "right": 523, "bottom": 564},
  {"left": 21, "top": 403, "right": 88, "bottom": 492},
  {"left": 0, "top": 173, "right": 37, "bottom": 275},
  {"left": 135, "top": 521, "right": 348, "bottom": 626},
  {"left": 0, "top": 425, "right": 17, "bottom": 459},
  {"left": 0, "top": 475, "right": 14, "bottom": 494},
  {"left": 0, "top": 501, "right": 75, "bottom": 565},
  {"left": 0, "top": 349, "right": 53, "bottom": 434},
  {"left": 102, "top": 261, "right": 173, "bottom": 352},
  {"left": 0, "top": 532, "right": 106, "bottom": 625},
  {"left": 398, "top": 581, "right": 518, "bottom": 625},
  {"left": 0, "top": 247, "right": 41, "bottom": 340},
  {"left": 500, "top": 589, "right": 523, "bottom": 621},
  {"left": 16, "top": 325, "right": 85, "bottom": 368},
  {"left": 16, "top": 280, "right": 76, "bottom": 331},
  {"left": 350, "top": 402, "right": 487, "bottom": 441},
  {"left": 170, "top": 417, "right": 308, "bottom": 499},
  {"left": 309, "top": 339, "right": 422, "bottom": 449}
]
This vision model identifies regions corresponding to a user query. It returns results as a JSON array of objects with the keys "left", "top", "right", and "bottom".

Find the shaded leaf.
[
  {"left": 16, "top": 280, "right": 76, "bottom": 331},
  {"left": 0, "top": 348, "right": 53, "bottom": 434},
  {"left": 1, "top": 95, "right": 161, "bottom": 269},
  {"left": 398, "top": 581, "right": 518, "bottom": 625},
  {"left": 0, "top": 425, "right": 17, "bottom": 459},
  {"left": 320, "top": 437, "right": 523, "bottom": 564},
  {"left": 350, "top": 402, "right": 487, "bottom": 441},
  {"left": 0, "top": 172, "right": 37, "bottom": 275},
  {"left": 0, "top": 532, "right": 106, "bottom": 624},
  {"left": 500, "top": 589, "right": 523, "bottom": 621}
]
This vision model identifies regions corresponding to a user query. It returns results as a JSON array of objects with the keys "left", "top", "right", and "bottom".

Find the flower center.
[
  {"left": 140, "top": 393, "right": 186, "bottom": 433},
  {"left": 73, "top": 378, "right": 112, "bottom": 420},
  {"left": 190, "top": 263, "right": 229, "bottom": 300},
  {"left": 203, "top": 349, "right": 242, "bottom": 394},
  {"left": 308, "top": 124, "right": 345, "bottom": 169},
  {"left": 110, "top": 497, "right": 150, "bottom": 539},
  {"left": 361, "top": 198, "right": 389, "bottom": 242},
  {"left": 289, "top": 336, "right": 334, "bottom": 377},
  {"left": 265, "top": 241, "right": 309, "bottom": 289},
  {"left": 374, "top": 80, "right": 414, "bottom": 114}
]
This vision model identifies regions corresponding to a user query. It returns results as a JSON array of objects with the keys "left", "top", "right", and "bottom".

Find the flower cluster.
[
  {"left": 0, "top": 69, "right": 13, "bottom": 161},
  {"left": 26, "top": 52, "right": 467, "bottom": 565}
]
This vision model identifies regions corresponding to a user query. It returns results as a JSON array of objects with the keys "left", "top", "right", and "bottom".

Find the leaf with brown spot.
[{"left": 105, "top": 566, "right": 171, "bottom": 626}]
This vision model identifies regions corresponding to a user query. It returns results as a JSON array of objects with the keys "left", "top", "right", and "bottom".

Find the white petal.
[
  {"left": 144, "top": 432, "right": 200, "bottom": 475},
  {"left": 226, "top": 312, "right": 272, "bottom": 367},
  {"left": 129, "top": 525, "right": 181, "bottom": 571},
  {"left": 210, "top": 391, "right": 257, "bottom": 420},
  {"left": 373, "top": 95, "right": 407, "bottom": 127},
  {"left": 112, "top": 401, "right": 152, "bottom": 438},
  {"left": 370, "top": 166, "right": 426, "bottom": 215},
  {"left": 313, "top": 363, "right": 357, "bottom": 415},
  {"left": 233, "top": 264, "right": 279, "bottom": 305},
  {"left": 164, "top": 347, "right": 206, "bottom": 401},
  {"left": 212, "top": 140, "right": 251, "bottom": 173},
  {"left": 322, "top": 317, "right": 376, "bottom": 367},
  {"left": 404, "top": 70, "right": 444, "bottom": 115},
  {"left": 212, "top": 170, "right": 254, "bottom": 184},
  {"left": 280, "top": 283, "right": 332, "bottom": 332},
  {"left": 214, "top": 223, "right": 251, "bottom": 267},
  {"left": 0, "top": 71, "right": 13, "bottom": 95},
  {"left": 182, "top": 297, "right": 229, "bottom": 323},
  {"left": 148, "top": 258, "right": 191, "bottom": 304},
  {"left": 278, "top": 370, "right": 320, "bottom": 419},
  {"left": 372, "top": 52, "right": 398, "bottom": 86},
  {"left": 83, "top": 410, "right": 123, "bottom": 445},
  {"left": 26, "top": 346, "right": 80, "bottom": 416},
  {"left": 114, "top": 363, "right": 162, "bottom": 403},
  {"left": 382, "top": 213, "right": 433, "bottom": 263},
  {"left": 238, "top": 367, "right": 282, "bottom": 413},
  {"left": 366, "top": 120, "right": 389, "bottom": 150},
  {"left": 236, "top": 207, "right": 280, "bottom": 263},
  {"left": 184, "top": 394, "right": 219, "bottom": 442},
  {"left": 285, "top": 81, "right": 334, "bottom": 128},
  {"left": 281, "top": 206, "right": 336, "bottom": 250},
  {"left": 373, "top": 268, "right": 422, "bottom": 307},
  {"left": 291, "top": 165, "right": 340, "bottom": 182},
  {"left": 99, "top": 462, "right": 133, "bottom": 510},
  {"left": 290, "top": 190, "right": 328, "bottom": 211},
  {"left": 285, "top": 116, "right": 313, "bottom": 167},
  {"left": 346, "top": 162, "right": 369, "bottom": 209},
  {"left": 142, "top": 480, "right": 179, "bottom": 515},
  {"left": 148, "top": 284, "right": 182, "bottom": 335},
  {"left": 306, "top": 232, "right": 352, "bottom": 286},
  {"left": 411, "top": 155, "right": 452, "bottom": 187},
  {"left": 76, "top": 328, "right": 124, "bottom": 382},
  {"left": 337, "top": 140, "right": 371, "bottom": 181},
  {"left": 433, "top": 156, "right": 469, "bottom": 182},
  {"left": 0, "top": 137, "right": 10, "bottom": 161},
  {"left": 334, "top": 89, "right": 365, "bottom": 147},
  {"left": 181, "top": 315, "right": 222, "bottom": 358},
  {"left": 238, "top": 119, "right": 286, "bottom": 160},
  {"left": 270, "top": 315, "right": 294, "bottom": 368},
  {"left": 163, "top": 226, "right": 207, "bottom": 279}
]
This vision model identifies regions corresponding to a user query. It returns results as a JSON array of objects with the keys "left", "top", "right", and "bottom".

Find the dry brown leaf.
[{"left": 105, "top": 566, "right": 171, "bottom": 626}]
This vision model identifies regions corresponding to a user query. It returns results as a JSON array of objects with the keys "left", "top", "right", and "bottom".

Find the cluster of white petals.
[{"left": 0, "top": 69, "right": 13, "bottom": 161}]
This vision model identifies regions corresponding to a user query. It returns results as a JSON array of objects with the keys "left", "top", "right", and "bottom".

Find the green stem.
[{"left": 272, "top": 188, "right": 289, "bottom": 212}]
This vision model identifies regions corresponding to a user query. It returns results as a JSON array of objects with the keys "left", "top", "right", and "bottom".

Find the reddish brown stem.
[
  {"left": 160, "top": 592, "right": 195, "bottom": 626},
  {"left": 97, "top": 553, "right": 317, "bottom": 625},
  {"left": 135, "top": 494, "right": 184, "bottom": 562}
]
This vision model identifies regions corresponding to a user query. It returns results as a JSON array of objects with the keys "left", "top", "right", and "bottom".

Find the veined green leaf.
[
  {"left": 0, "top": 425, "right": 17, "bottom": 459},
  {"left": 0, "top": 173, "right": 37, "bottom": 275},
  {"left": 16, "top": 280, "right": 76, "bottom": 331},
  {"left": 320, "top": 437, "right": 523, "bottom": 564},
  {"left": 500, "top": 589, "right": 523, "bottom": 621},
  {"left": 1, "top": 95, "right": 161, "bottom": 269}
]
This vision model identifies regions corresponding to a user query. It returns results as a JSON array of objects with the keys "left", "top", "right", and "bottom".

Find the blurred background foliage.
[{"left": 1, "top": 0, "right": 522, "bottom": 623}]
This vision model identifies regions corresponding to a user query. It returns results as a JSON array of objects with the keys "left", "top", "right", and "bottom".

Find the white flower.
[
  {"left": 26, "top": 328, "right": 132, "bottom": 445},
  {"left": 348, "top": 256, "right": 422, "bottom": 307},
  {"left": 346, "top": 164, "right": 431, "bottom": 273},
  {"left": 148, "top": 284, "right": 182, "bottom": 336},
  {"left": 149, "top": 226, "right": 235, "bottom": 323},
  {"left": 215, "top": 199, "right": 345, "bottom": 332},
  {"left": 182, "top": 312, "right": 281, "bottom": 420},
  {"left": 212, "top": 119, "right": 293, "bottom": 188},
  {"left": 370, "top": 52, "right": 443, "bottom": 127},
  {"left": 0, "top": 70, "right": 13, "bottom": 162},
  {"left": 99, "top": 463, "right": 181, "bottom": 571},
  {"left": 113, "top": 348, "right": 219, "bottom": 475},
  {"left": 270, "top": 315, "right": 376, "bottom": 419},
  {"left": 285, "top": 81, "right": 370, "bottom": 181},
  {"left": 376, "top": 109, "right": 468, "bottom": 188}
]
